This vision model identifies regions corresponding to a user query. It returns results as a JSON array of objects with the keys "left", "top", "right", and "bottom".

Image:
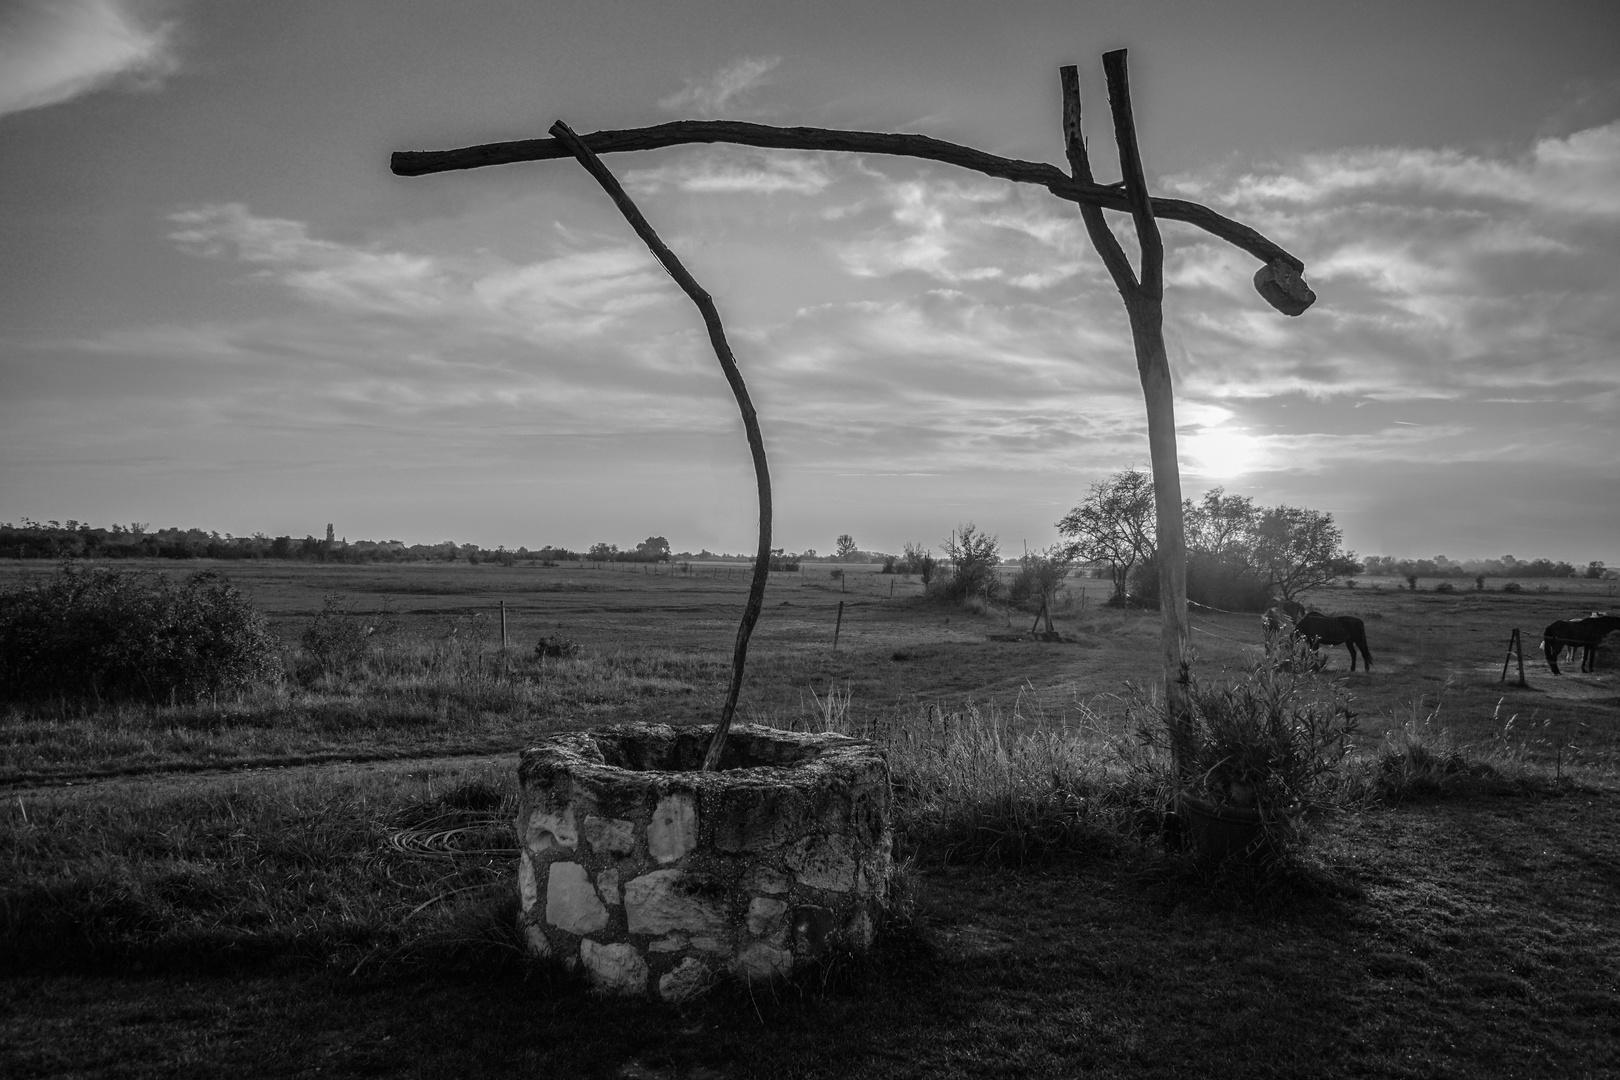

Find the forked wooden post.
[{"left": 391, "top": 50, "right": 1316, "bottom": 778}]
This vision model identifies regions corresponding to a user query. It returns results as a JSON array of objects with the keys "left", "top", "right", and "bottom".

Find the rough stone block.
[
  {"left": 786, "top": 834, "right": 858, "bottom": 892},
  {"left": 745, "top": 865, "right": 789, "bottom": 895},
  {"left": 648, "top": 792, "right": 698, "bottom": 864},
  {"left": 527, "top": 805, "right": 578, "bottom": 855},
  {"left": 580, "top": 939, "right": 648, "bottom": 997},
  {"left": 518, "top": 850, "right": 538, "bottom": 912},
  {"left": 1254, "top": 258, "right": 1316, "bottom": 317},
  {"left": 581, "top": 814, "right": 638, "bottom": 855},
  {"left": 545, "top": 861, "right": 609, "bottom": 936},
  {"left": 595, "top": 866, "right": 622, "bottom": 906},
  {"left": 732, "top": 941, "right": 793, "bottom": 983},
  {"left": 658, "top": 957, "right": 713, "bottom": 1003},
  {"left": 746, "top": 897, "right": 788, "bottom": 940},
  {"left": 624, "top": 869, "right": 726, "bottom": 936}
]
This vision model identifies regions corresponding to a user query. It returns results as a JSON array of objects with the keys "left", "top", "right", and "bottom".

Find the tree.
[
  {"left": 588, "top": 542, "right": 618, "bottom": 563},
  {"left": 1182, "top": 487, "right": 1259, "bottom": 560},
  {"left": 1251, "top": 506, "right": 1359, "bottom": 600},
  {"left": 836, "top": 534, "right": 857, "bottom": 561},
  {"left": 939, "top": 523, "right": 1001, "bottom": 603},
  {"left": 1056, "top": 468, "right": 1156, "bottom": 602},
  {"left": 636, "top": 535, "right": 671, "bottom": 560},
  {"left": 902, "top": 541, "right": 937, "bottom": 584}
]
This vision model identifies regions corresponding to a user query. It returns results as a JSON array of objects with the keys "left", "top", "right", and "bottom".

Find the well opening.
[
  {"left": 590, "top": 727, "right": 828, "bottom": 773},
  {"left": 516, "top": 722, "right": 893, "bottom": 1002}
]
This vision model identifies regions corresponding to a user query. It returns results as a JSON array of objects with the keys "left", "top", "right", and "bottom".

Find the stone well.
[{"left": 515, "top": 722, "right": 893, "bottom": 1002}]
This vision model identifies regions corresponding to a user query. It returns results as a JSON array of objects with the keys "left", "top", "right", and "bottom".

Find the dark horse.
[
  {"left": 1294, "top": 612, "right": 1373, "bottom": 671},
  {"left": 1542, "top": 613, "right": 1620, "bottom": 675}
]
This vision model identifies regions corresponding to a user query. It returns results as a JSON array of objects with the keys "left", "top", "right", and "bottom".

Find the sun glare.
[{"left": 1185, "top": 425, "right": 1263, "bottom": 478}]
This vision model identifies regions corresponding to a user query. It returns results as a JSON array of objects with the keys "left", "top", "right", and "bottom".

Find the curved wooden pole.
[
  {"left": 393, "top": 120, "right": 1314, "bottom": 311},
  {"left": 548, "top": 120, "right": 771, "bottom": 772}
]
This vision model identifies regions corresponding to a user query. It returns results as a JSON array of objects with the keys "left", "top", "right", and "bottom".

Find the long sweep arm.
[
  {"left": 392, "top": 120, "right": 1314, "bottom": 311},
  {"left": 547, "top": 120, "right": 772, "bottom": 772}
]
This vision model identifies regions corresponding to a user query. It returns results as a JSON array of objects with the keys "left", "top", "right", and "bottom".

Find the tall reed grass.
[{"left": 773, "top": 684, "right": 1147, "bottom": 865}]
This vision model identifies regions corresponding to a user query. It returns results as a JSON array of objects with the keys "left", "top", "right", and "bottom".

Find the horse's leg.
[
  {"left": 1345, "top": 641, "right": 1358, "bottom": 671},
  {"left": 1545, "top": 640, "right": 1562, "bottom": 675},
  {"left": 1358, "top": 635, "right": 1373, "bottom": 670}
]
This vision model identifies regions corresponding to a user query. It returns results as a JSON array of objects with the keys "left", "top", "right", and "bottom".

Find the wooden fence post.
[
  {"left": 1500, "top": 629, "right": 1526, "bottom": 687},
  {"left": 833, "top": 600, "right": 845, "bottom": 649}
]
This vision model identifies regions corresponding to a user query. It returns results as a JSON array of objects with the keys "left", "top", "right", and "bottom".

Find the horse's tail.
[
  {"left": 1543, "top": 636, "right": 1562, "bottom": 676},
  {"left": 1357, "top": 632, "right": 1372, "bottom": 670}
]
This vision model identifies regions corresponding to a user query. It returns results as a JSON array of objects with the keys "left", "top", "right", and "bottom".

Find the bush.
[
  {"left": 1502, "top": 582, "right": 1522, "bottom": 593},
  {"left": 0, "top": 564, "right": 280, "bottom": 704},
  {"left": 931, "top": 523, "right": 1001, "bottom": 606},
  {"left": 299, "top": 594, "right": 374, "bottom": 679},
  {"left": 1006, "top": 545, "right": 1074, "bottom": 612},
  {"left": 533, "top": 635, "right": 581, "bottom": 659},
  {"left": 1128, "top": 637, "right": 1360, "bottom": 855},
  {"left": 1434, "top": 581, "right": 1455, "bottom": 594}
]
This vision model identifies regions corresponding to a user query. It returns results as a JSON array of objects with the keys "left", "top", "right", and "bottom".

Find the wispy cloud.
[
  {"left": 657, "top": 55, "right": 781, "bottom": 118},
  {"left": 625, "top": 148, "right": 832, "bottom": 196},
  {"left": 0, "top": 0, "right": 178, "bottom": 119}
]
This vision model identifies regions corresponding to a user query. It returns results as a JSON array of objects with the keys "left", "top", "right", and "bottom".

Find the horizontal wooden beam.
[{"left": 392, "top": 120, "right": 1308, "bottom": 278}]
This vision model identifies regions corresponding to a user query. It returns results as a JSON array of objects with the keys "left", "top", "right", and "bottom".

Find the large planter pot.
[
  {"left": 1175, "top": 791, "right": 1293, "bottom": 863},
  {"left": 516, "top": 722, "right": 893, "bottom": 1002}
]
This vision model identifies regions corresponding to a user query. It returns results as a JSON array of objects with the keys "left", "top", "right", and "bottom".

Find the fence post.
[
  {"left": 500, "top": 600, "right": 508, "bottom": 651},
  {"left": 833, "top": 600, "right": 844, "bottom": 649},
  {"left": 1500, "top": 628, "right": 1526, "bottom": 687}
]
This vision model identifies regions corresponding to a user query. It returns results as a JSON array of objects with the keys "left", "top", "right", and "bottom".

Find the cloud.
[
  {"left": 167, "top": 202, "right": 678, "bottom": 338},
  {"left": 834, "top": 172, "right": 1090, "bottom": 288},
  {"left": 1199, "top": 121, "right": 1620, "bottom": 218},
  {"left": 625, "top": 148, "right": 832, "bottom": 196},
  {"left": 658, "top": 56, "right": 781, "bottom": 118},
  {"left": 0, "top": 0, "right": 178, "bottom": 118}
]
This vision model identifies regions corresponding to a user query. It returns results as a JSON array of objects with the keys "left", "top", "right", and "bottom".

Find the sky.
[{"left": 2, "top": 0, "right": 1618, "bottom": 564}]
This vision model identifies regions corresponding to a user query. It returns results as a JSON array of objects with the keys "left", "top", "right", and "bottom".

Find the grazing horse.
[
  {"left": 1293, "top": 612, "right": 1373, "bottom": 671},
  {"left": 1263, "top": 598, "right": 1307, "bottom": 635},
  {"left": 1541, "top": 613, "right": 1620, "bottom": 675}
]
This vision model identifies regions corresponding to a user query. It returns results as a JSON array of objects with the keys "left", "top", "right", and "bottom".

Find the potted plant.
[{"left": 1136, "top": 637, "right": 1360, "bottom": 862}]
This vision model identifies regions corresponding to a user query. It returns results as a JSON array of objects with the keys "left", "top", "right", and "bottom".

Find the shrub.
[
  {"left": 1434, "top": 581, "right": 1455, "bottom": 594},
  {"left": 1006, "top": 545, "right": 1074, "bottom": 612},
  {"left": 533, "top": 635, "right": 581, "bottom": 659},
  {"left": 931, "top": 523, "right": 1001, "bottom": 606},
  {"left": 0, "top": 564, "right": 280, "bottom": 704},
  {"left": 1128, "top": 637, "right": 1361, "bottom": 853},
  {"left": 1502, "top": 581, "right": 1522, "bottom": 593},
  {"left": 300, "top": 594, "right": 372, "bottom": 679}
]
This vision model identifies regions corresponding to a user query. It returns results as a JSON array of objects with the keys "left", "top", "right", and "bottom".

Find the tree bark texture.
[
  {"left": 547, "top": 121, "right": 771, "bottom": 772},
  {"left": 394, "top": 121, "right": 1313, "bottom": 314}
]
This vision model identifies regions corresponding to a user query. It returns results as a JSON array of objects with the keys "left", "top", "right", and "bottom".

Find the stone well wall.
[{"left": 516, "top": 722, "right": 893, "bottom": 1002}]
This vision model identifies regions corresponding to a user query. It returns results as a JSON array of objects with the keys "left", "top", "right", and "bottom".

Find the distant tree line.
[
  {"left": 1360, "top": 554, "right": 1607, "bottom": 581},
  {"left": 1, "top": 519, "right": 576, "bottom": 566}
]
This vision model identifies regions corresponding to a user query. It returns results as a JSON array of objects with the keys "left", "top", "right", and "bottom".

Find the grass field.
[{"left": 3, "top": 559, "right": 1619, "bottom": 1078}]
